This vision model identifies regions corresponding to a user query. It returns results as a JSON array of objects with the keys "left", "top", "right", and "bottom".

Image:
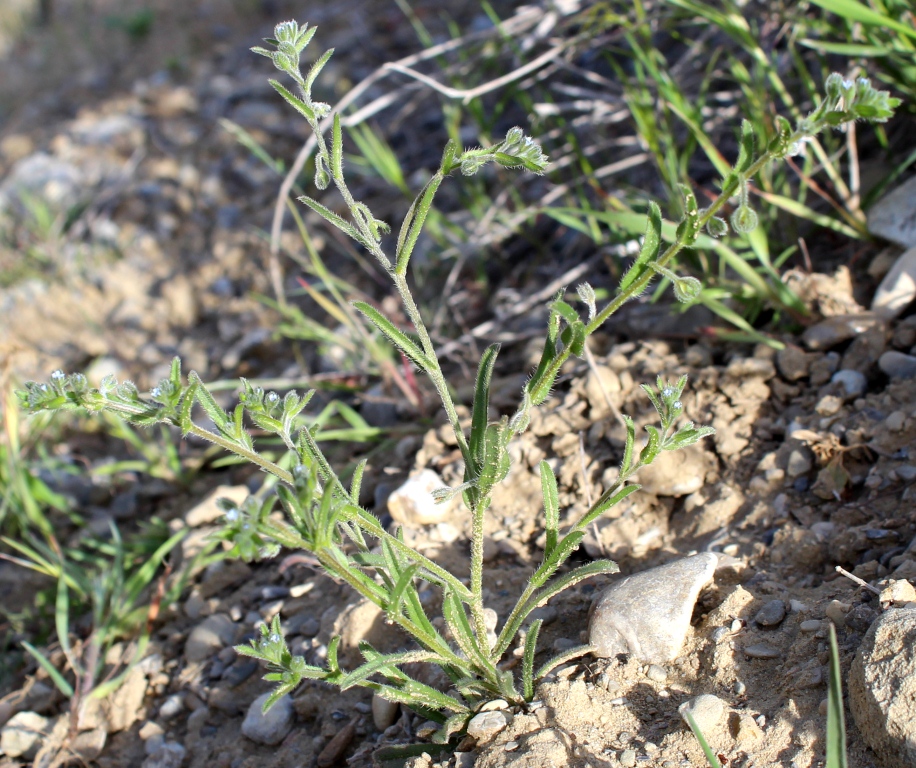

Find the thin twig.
[
  {"left": 383, "top": 43, "right": 567, "bottom": 104},
  {"left": 835, "top": 565, "right": 881, "bottom": 595}
]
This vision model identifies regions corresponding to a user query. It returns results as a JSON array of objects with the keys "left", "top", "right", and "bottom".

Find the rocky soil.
[{"left": 1, "top": 2, "right": 916, "bottom": 768}]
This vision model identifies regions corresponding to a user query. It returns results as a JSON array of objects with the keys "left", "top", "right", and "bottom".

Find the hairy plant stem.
[
  {"left": 315, "top": 548, "right": 467, "bottom": 670},
  {"left": 586, "top": 139, "right": 797, "bottom": 337}
]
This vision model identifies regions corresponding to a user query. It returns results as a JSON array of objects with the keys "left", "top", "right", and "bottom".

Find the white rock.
[
  {"left": 241, "top": 693, "right": 294, "bottom": 745},
  {"left": 679, "top": 694, "right": 726, "bottom": 733},
  {"left": 386, "top": 469, "right": 459, "bottom": 526},
  {"left": 588, "top": 553, "right": 717, "bottom": 662},
  {"left": 849, "top": 607, "right": 916, "bottom": 768},
  {"left": 371, "top": 693, "right": 400, "bottom": 731},
  {"left": 0, "top": 711, "right": 50, "bottom": 759},
  {"left": 467, "top": 710, "right": 511, "bottom": 742},
  {"left": 872, "top": 247, "right": 916, "bottom": 320},
  {"left": 868, "top": 176, "right": 916, "bottom": 247},
  {"left": 185, "top": 485, "right": 249, "bottom": 527}
]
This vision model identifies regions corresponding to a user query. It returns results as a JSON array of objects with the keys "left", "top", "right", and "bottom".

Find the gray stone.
[
  {"left": 800, "top": 620, "right": 823, "bottom": 633},
  {"left": 872, "top": 247, "right": 916, "bottom": 319},
  {"left": 589, "top": 553, "right": 717, "bottom": 663},
  {"left": 868, "top": 175, "right": 916, "bottom": 247},
  {"left": 467, "top": 710, "right": 511, "bottom": 742},
  {"left": 802, "top": 314, "right": 879, "bottom": 350},
  {"left": 776, "top": 346, "right": 811, "bottom": 381},
  {"left": 141, "top": 741, "right": 186, "bottom": 768},
  {"left": 223, "top": 659, "right": 258, "bottom": 688},
  {"left": 158, "top": 693, "right": 184, "bottom": 721},
  {"left": 786, "top": 448, "right": 813, "bottom": 478},
  {"left": 70, "top": 728, "right": 107, "bottom": 761},
  {"left": 145, "top": 733, "right": 166, "bottom": 755},
  {"left": 386, "top": 469, "right": 461, "bottom": 526},
  {"left": 744, "top": 643, "right": 780, "bottom": 659},
  {"left": 849, "top": 607, "right": 916, "bottom": 768},
  {"left": 0, "top": 152, "right": 84, "bottom": 209},
  {"left": 646, "top": 664, "right": 668, "bottom": 682},
  {"left": 185, "top": 613, "right": 237, "bottom": 662},
  {"left": 619, "top": 748, "right": 637, "bottom": 767},
  {"left": 831, "top": 369, "right": 867, "bottom": 399},
  {"left": 371, "top": 693, "right": 400, "bottom": 731},
  {"left": 754, "top": 600, "right": 787, "bottom": 627},
  {"left": 241, "top": 693, "right": 294, "bottom": 745},
  {"left": 0, "top": 711, "right": 50, "bottom": 759},
  {"left": 679, "top": 694, "right": 726, "bottom": 733},
  {"left": 879, "top": 351, "right": 916, "bottom": 379}
]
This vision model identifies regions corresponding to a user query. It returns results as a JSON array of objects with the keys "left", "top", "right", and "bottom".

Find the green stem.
[
  {"left": 585, "top": 139, "right": 793, "bottom": 338},
  {"left": 392, "top": 274, "right": 471, "bottom": 459},
  {"left": 184, "top": 424, "right": 294, "bottom": 483},
  {"left": 469, "top": 495, "right": 489, "bottom": 653},
  {"left": 317, "top": 549, "right": 467, "bottom": 669}
]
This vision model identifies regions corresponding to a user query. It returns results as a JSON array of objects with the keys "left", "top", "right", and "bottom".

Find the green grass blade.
[
  {"left": 684, "top": 711, "right": 723, "bottom": 768},
  {"left": 21, "top": 640, "right": 74, "bottom": 698},
  {"left": 826, "top": 623, "right": 849, "bottom": 768},
  {"left": 808, "top": 0, "right": 916, "bottom": 41}
]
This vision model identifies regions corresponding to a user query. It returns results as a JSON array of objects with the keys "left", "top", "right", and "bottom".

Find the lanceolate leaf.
[
  {"left": 387, "top": 563, "right": 421, "bottom": 618},
  {"left": 619, "top": 201, "right": 662, "bottom": 295},
  {"left": 396, "top": 173, "right": 444, "bottom": 275},
  {"left": 331, "top": 112, "right": 343, "bottom": 180},
  {"left": 522, "top": 618, "right": 543, "bottom": 701},
  {"left": 304, "top": 48, "right": 334, "bottom": 93},
  {"left": 530, "top": 531, "right": 585, "bottom": 587},
  {"left": 352, "top": 302, "right": 432, "bottom": 370},
  {"left": 297, "top": 195, "right": 369, "bottom": 247},
  {"left": 579, "top": 484, "right": 641, "bottom": 529},
  {"left": 338, "top": 647, "right": 443, "bottom": 690},
  {"left": 269, "top": 79, "right": 317, "bottom": 121},
  {"left": 539, "top": 460, "right": 559, "bottom": 557},
  {"left": 470, "top": 344, "right": 500, "bottom": 469},
  {"left": 735, "top": 119, "right": 755, "bottom": 174}
]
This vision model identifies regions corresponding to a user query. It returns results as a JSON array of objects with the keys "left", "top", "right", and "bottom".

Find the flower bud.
[
  {"left": 730, "top": 204, "right": 758, "bottom": 234},
  {"left": 706, "top": 216, "right": 728, "bottom": 238}
]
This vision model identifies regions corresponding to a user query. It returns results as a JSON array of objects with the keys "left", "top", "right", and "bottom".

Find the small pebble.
[
  {"left": 467, "top": 711, "right": 511, "bottom": 742},
  {"left": 755, "top": 600, "right": 787, "bottom": 627},
  {"left": 831, "top": 369, "right": 867, "bottom": 398},
  {"left": 886, "top": 411, "right": 906, "bottom": 432},
  {"left": 158, "top": 694, "right": 184, "bottom": 721},
  {"left": 619, "top": 748, "right": 638, "bottom": 767},
  {"left": 646, "top": 664, "right": 667, "bottom": 683},
  {"left": 679, "top": 694, "right": 725, "bottom": 733},
  {"left": 734, "top": 680, "right": 747, "bottom": 695},
  {"left": 879, "top": 351, "right": 916, "bottom": 379},
  {"left": 744, "top": 643, "right": 780, "bottom": 659},
  {"left": 825, "top": 600, "right": 851, "bottom": 626},
  {"left": 800, "top": 620, "right": 823, "bottom": 633}
]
